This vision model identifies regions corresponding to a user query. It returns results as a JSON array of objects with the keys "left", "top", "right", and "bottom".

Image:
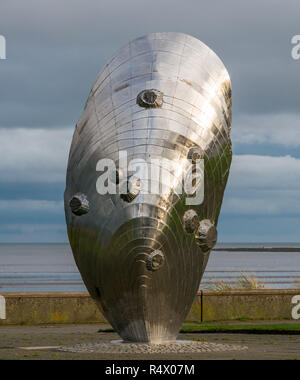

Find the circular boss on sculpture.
[
  {"left": 137, "top": 89, "right": 163, "bottom": 108},
  {"left": 183, "top": 209, "right": 200, "bottom": 234},
  {"left": 195, "top": 219, "right": 217, "bottom": 252},
  {"left": 146, "top": 250, "right": 165, "bottom": 271},
  {"left": 69, "top": 193, "right": 89, "bottom": 216}
]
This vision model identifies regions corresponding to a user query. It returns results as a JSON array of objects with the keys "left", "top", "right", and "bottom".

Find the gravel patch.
[{"left": 59, "top": 340, "right": 248, "bottom": 354}]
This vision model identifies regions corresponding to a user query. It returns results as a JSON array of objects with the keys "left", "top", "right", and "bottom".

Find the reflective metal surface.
[{"left": 65, "top": 33, "right": 232, "bottom": 343}]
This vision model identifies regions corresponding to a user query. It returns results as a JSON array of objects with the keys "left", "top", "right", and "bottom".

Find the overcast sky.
[{"left": 0, "top": 0, "right": 300, "bottom": 242}]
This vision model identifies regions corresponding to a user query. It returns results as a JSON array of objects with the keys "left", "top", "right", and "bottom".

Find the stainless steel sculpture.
[{"left": 65, "top": 32, "right": 232, "bottom": 343}]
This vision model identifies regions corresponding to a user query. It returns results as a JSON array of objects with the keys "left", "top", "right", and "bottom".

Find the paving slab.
[{"left": 0, "top": 324, "right": 299, "bottom": 360}]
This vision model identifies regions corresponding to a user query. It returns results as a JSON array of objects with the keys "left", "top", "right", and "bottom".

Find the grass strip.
[
  {"left": 180, "top": 323, "right": 300, "bottom": 335},
  {"left": 98, "top": 323, "right": 300, "bottom": 335}
]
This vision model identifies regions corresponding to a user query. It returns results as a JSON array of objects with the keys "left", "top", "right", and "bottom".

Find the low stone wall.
[
  {"left": 0, "top": 290, "right": 299, "bottom": 326},
  {"left": 190, "top": 290, "right": 300, "bottom": 322},
  {"left": 0, "top": 293, "right": 106, "bottom": 326}
]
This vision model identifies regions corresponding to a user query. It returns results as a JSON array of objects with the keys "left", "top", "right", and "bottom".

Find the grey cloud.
[
  {"left": 1, "top": 0, "right": 300, "bottom": 242},
  {"left": 0, "top": 127, "right": 72, "bottom": 182},
  {"left": 228, "top": 154, "right": 300, "bottom": 191},
  {"left": 223, "top": 191, "right": 300, "bottom": 216},
  {"left": 0, "top": 223, "right": 67, "bottom": 243},
  {"left": 1, "top": 0, "right": 300, "bottom": 127},
  {"left": 2, "top": 126, "right": 300, "bottom": 191},
  {"left": 0, "top": 200, "right": 63, "bottom": 213},
  {"left": 222, "top": 154, "right": 300, "bottom": 217},
  {"left": 232, "top": 113, "right": 300, "bottom": 147},
  {"left": 218, "top": 215, "right": 300, "bottom": 243}
]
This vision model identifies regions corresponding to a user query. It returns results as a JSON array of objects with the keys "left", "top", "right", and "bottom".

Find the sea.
[{"left": 0, "top": 243, "right": 299, "bottom": 293}]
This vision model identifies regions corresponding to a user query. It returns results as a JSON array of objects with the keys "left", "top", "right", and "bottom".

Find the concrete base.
[{"left": 110, "top": 339, "right": 192, "bottom": 344}]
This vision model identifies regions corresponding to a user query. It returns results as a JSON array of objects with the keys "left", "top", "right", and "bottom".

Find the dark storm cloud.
[
  {"left": 218, "top": 215, "right": 300, "bottom": 243},
  {"left": 0, "top": 0, "right": 300, "bottom": 127},
  {"left": 0, "top": 182, "right": 64, "bottom": 201},
  {"left": 1, "top": 0, "right": 300, "bottom": 242}
]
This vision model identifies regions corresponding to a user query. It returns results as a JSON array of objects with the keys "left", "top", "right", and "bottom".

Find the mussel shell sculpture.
[{"left": 65, "top": 33, "right": 232, "bottom": 343}]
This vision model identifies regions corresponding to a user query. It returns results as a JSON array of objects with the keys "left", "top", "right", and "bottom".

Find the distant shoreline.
[
  {"left": 214, "top": 247, "right": 300, "bottom": 252},
  {"left": 0, "top": 243, "right": 300, "bottom": 253}
]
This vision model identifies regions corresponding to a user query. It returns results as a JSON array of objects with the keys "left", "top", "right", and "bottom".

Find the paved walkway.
[{"left": 0, "top": 324, "right": 299, "bottom": 360}]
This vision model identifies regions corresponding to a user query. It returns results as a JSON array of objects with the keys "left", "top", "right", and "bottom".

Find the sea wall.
[
  {"left": 189, "top": 290, "right": 300, "bottom": 322},
  {"left": 0, "top": 290, "right": 299, "bottom": 326},
  {"left": 0, "top": 293, "right": 105, "bottom": 325}
]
